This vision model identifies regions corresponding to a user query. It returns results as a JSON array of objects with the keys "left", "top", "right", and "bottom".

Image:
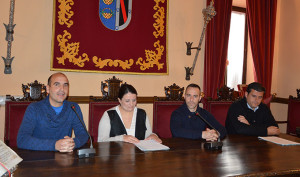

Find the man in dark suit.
[{"left": 225, "top": 82, "right": 280, "bottom": 136}]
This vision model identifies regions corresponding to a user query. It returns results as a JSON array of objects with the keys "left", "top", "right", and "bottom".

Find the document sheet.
[
  {"left": 0, "top": 141, "right": 23, "bottom": 177},
  {"left": 258, "top": 136, "right": 300, "bottom": 146},
  {"left": 135, "top": 140, "right": 170, "bottom": 151}
]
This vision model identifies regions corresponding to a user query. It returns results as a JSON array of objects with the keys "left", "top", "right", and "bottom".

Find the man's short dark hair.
[
  {"left": 186, "top": 83, "right": 201, "bottom": 92},
  {"left": 246, "top": 82, "right": 265, "bottom": 93}
]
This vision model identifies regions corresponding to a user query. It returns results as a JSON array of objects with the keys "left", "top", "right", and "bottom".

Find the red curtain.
[
  {"left": 203, "top": 0, "right": 232, "bottom": 99},
  {"left": 246, "top": 0, "right": 277, "bottom": 98}
]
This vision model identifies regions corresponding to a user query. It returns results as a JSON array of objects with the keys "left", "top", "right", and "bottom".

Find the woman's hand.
[
  {"left": 123, "top": 135, "right": 140, "bottom": 144},
  {"left": 145, "top": 134, "right": 162, "bottom": 143}
]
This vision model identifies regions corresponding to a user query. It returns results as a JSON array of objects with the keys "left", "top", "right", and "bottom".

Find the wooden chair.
[
  {"left": 5, "top": 101, "right": 32, "bottom": 147},
  {"left": 202, "top": 99, "right": 233, "bottom": 126},
  {"left": 5, "top": 80, "right": 46, "bottom": 147},
  {"left": 237, "top": 84, "right": 248, "bottom": 98},
  {"left": 153, "top": 98, "right": 184, "bottom": 138},
  {"left": 202, "top": 85, "right": 238, "bottom": 126},
  {"left": 287, "top": 95, "right": 300, "bottom": 136},
  {"left": 152, "top": 83, "right": 184, "bottom": 138},
  {"left": 92, "top": 76, "right": 125, "bottom": 101},
  {"left": 88, "top": 101, "right": 119, "bottom": 142},
  {"left": 89, "top": 76, "right": 128, "bottom": 141},
  {"left": 216, "top": 85, "right": 238, "bottom": 101},
  {"left": 9, "top": 80, "right": 47, "bottom": 101},
  {"left": 164, "top": 83, "right": 184, "bottom": 101}
]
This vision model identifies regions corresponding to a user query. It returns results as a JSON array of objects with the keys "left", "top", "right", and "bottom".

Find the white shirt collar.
[{"left": 247, "top": 103, "right": 259, "bottom": 112}]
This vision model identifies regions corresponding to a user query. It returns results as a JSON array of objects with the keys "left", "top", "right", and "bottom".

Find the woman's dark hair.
[{"left": 118, "top": 84, "right": 137, "bottom": 99}]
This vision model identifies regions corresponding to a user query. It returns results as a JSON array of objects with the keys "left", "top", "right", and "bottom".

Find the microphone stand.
[
  {"left": 71, "top": 105, "right": 96, "bottom": 158},
  {"left": 195, "top": 111, "right": 223, "bottom": 150}
]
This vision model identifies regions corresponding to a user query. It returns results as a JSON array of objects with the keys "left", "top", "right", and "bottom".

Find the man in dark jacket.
[
  {"left": 170, "top": 84, "right": 226, "bottom": 141},
  {"left": 225, "top": 82, "right": 280, "bottom": 136}
]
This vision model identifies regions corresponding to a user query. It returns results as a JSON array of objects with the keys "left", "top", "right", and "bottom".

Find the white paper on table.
[
  {"left": 258, "top": 136, "right": 300, "bottom": 146},
  {"left": 134, "top": 140, "right": 170, "bottom": 151}
]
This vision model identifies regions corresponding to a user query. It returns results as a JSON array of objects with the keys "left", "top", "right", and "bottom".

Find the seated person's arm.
[
  {"left": 98, "top": 111, "right": 126, "bottom": 142},
  {"left": 170, "top": 111, "right": 202, "bottom": 139},
  {"left": 237, "top": 115, "right": 279, "bottom": 135},
  {"left": 55, "top": 136, "right": 75, "bottom": 152},
  {"left": 237, "top": 115, "right": 250, "bottom": 125},
  {"left": 267, "top": 126, "right": 280, "bottom": 135},
  {"left": 202, "top": 111, "right": 227, "bottom": 139},
  {"left": 17, "top": 105, "right": 58, "bottom": 151},
  {"left": 202, "top": 128, "right": 219, "bottom": 141},
  {"left": 144, "top": 115, "right": 162, "bottom": 143},
  {"left": 226, "top": 106, "right": 268, "bottom": 136},
  {"left": 265, "top": 108, "right": 280, "bottom": 135}
]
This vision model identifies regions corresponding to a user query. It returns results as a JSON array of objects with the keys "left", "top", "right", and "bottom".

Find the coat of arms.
[{"left": 99, "top": 0, "right": 132, "bottom": 31}]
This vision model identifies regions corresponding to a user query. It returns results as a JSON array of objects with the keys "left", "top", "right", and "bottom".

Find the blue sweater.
[
  {"left": 170, "top": 103, "right": 227, "bottom": 139},
  {"left": 17, "top": 96, "right": 89, "bottom": 151}
]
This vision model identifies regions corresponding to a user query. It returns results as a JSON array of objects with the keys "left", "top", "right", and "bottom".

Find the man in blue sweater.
[
  {"left": 17, "top": 72, "right": 88, "bottom": 152},
  {"left": 170, "top": 84, "right": 226, "bottom": 141}
]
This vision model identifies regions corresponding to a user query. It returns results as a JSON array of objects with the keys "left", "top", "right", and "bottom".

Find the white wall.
[{"left": 270, "top": 0, "right": 300, "bottom": 133}]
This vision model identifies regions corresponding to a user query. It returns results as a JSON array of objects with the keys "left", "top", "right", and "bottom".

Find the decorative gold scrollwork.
[
  {"left": 55, "top": 0, "right": 167, "bottom": 72},
  {"left": 57, "top": 0, "right": 74, "bottom": 28},
  {"left": 93, "top": 57, "right": 134, "bottom": 70},
  {"left": 153, "top": 0, "right": 165, "bottom": 38},
  {"left": 56, "top": 30, "right": 89, "bottom": 67},
  {"left": 137, "top": 0, "right": 166, "bottom": 71},
  {"left": 136, "top": 40, "right": 164, "bottom": 70}
]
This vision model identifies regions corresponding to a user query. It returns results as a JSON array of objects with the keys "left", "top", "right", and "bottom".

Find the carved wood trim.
[
  {"left": 66, "top": 96, "right": 290, "bottom": 104},
  {"left": 271, "top": 97, "right": 289, "bottom": 104},
  {"left": 67, "top": 96, "right": 166, "bottom": 104}
]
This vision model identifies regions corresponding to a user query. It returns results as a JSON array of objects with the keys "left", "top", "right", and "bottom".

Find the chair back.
[
  {"left": 202, "top": 86, "right": 237, "bottom": 126},
  {"left": 88, "top": 101, "right": 119, "bottom": 142},
  {"left": 287, "top": 97, "right": 300, "bottom": 135},
  {"left": 4, "top": 80, "right": 46, "bottom": 147},
  {"left": 237, "top": 84, "right": 248, "bottom": 98},
  {"left": 99, "top": 76, "right": 125, "bottom": 101},
  {"left": 9, "top": 80, "right": 47, "bottom": 101},
  {"left": 164, "top": 83, "right": 184, "bottom": 101},
  {"left": 5, "top": 101, "right": 32, "bottom": 147},
  {"left": 216, "top": 85, "right": 236, "bottom": 101},
  {"left": 153, "top": 100, "right": 184, "bottom": 138},
  {"left": 202, "top": 99, "right": 233, "bottom": 126}
]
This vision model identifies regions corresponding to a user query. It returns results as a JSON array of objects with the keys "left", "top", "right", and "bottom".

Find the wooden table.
[{"left": 12, "top": 134, "right": 300, "bottom": 177}]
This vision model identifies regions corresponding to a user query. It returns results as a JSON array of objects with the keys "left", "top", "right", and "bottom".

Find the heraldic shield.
[{"left": 99, "top": 0, "right": 132, "bottom": 31}]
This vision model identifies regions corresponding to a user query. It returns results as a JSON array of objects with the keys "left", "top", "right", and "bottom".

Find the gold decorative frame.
[{"left": 51, "top": 0, "right": 168, "bottom": 75}]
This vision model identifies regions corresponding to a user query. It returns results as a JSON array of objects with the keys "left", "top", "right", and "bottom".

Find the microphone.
[
  {"left": 195, "top": 111, "right": 223, "bottom": 150},
  {"left": 71, "top": 104, "right": 96, "bottom": 158}
]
